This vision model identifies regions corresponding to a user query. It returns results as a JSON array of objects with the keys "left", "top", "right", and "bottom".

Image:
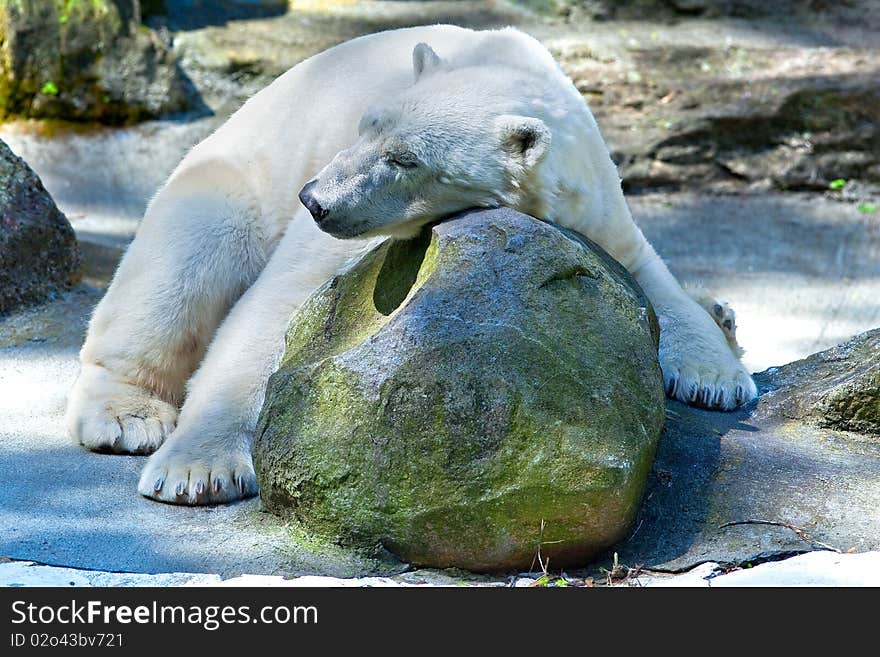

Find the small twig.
[
  {"left": 627, "top": 519, "right": 644, "bottom": 541},
  {"left": 529, "top": 519, "right": 564, "bottom": 578},
  {"left": 606, "top": 552, "right": 618, "bottom": 586},
  {"left": 718, "top": 519, "right": 842, "bottom": 553},
  {"left": 529, "top": 519, "right": 547, "bottom": 575},
  {"left": 599, "top": 554, "right": 645, "bottom": 587}
]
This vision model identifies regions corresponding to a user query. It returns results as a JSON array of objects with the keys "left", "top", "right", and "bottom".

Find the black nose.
[{"left": 299, "top": 180, "right": 329, "bottom": 221}]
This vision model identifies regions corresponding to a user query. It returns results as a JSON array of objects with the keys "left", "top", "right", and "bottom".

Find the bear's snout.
[{"left": 299, "top": 180, "right": 329, "bottom": 222}]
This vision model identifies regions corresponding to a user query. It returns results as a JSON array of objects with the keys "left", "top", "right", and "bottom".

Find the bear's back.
[
  {"left": 168, "top": 26, "right": 573, "bottom": 226},
  {"left": 190, "top": 25, "right": 562, "bottom": 161}
]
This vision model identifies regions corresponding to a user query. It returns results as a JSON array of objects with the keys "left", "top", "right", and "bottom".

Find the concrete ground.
[
  {"left": 4, "top": 550, "right": 880, "bottom": 586},
  {"left": 631, "top": 192, "right": 880, "bottom": 373}
]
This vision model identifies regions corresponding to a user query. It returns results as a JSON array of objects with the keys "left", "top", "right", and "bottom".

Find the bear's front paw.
[
  {"left": 685, "top": 285, "right": 744, "bottom": 358},
  {"left": 66, "top": 365, "right": 178, "bottom": 454},
  {"left": 137, "top": 434, "right": 258, "bottom": 505},
  {"left": 661, "top": 346, "right": 757, "bottom": 411}
]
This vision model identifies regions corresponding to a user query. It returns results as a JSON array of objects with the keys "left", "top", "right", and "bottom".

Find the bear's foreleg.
[
  {"left": 562, "top": 173, "right": 757, "bottom": 410},
  {"left": 627, "top": 240, "right": 757, "bottom": 410},
  {"left": 66, "top": 168, "right": 269, "bottom": 454},
  {"left": 137, "top": 211, "right": 365, "bottom": 504}
]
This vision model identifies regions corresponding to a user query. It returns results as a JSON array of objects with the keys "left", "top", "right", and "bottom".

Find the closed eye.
[{"left": 386, "top": 152, "right": 419, "bottom": 169}]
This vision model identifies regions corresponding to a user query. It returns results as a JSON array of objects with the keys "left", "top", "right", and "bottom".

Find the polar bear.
[{"left": 66, "top": 25, "right": 757, "bottom": 505}]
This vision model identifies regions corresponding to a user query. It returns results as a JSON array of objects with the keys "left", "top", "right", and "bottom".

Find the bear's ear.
[
  {"left": 495, "top": 115, "right": 551, "bottom": 170},
  {"left": 413, "top": 42, "right": 444, "bottom": 81}
]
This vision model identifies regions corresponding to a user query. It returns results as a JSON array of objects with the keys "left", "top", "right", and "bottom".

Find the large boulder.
[
  {"left": 0, "top": 138, "right": 80, "bottom": 314},
  {"left": 254, "top": 208, "right": 665, "bottom": 572},
  {"left": 0, "top": 0, "right": 188, "bottom": 124}
]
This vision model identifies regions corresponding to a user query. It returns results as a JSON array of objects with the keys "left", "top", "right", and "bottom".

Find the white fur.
[{"left": 66, "top": 25, "right": 757, "bottom": 505}]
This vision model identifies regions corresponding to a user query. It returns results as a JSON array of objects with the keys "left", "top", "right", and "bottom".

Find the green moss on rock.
[
  {"left": 254, "top": 209, "right": 665, "bottom": 571},
  {"left": 0, "top": 0, "right": 187, "bottom": 123},
  {"left": 755, "top": 327, "right": 880, "bottom": 435}
]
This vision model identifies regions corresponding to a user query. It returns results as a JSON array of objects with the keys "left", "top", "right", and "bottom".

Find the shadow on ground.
[
  {"left": 159, "top": 0, "right": 290, "bottom": 31},
  {"left": 592, "top": 397, "right": 880, "bottom": 574}
]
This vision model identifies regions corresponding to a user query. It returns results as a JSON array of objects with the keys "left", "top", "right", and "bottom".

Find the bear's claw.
[
  {"left": 661, "top": 357, "right": 757, "bottom": 411},
  {"left": 66, "top": 364, "right": 178, "bottom": 454},
  {"left": 137, "top": 438, "right": 258, "bottom": 505}
]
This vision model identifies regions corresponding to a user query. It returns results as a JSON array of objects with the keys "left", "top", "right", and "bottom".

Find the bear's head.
[{"left": 298, "top": 42, "right": 552, "bottom": 239}]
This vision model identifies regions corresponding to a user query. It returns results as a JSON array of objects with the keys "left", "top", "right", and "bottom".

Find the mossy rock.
[
  {"left": 0, "top": 0, "right": 187, "bottom": 124},
  {"left": 254, "top": 208, "right": 665, "bottom": 572},
  {"left": 755, "top": 328, "right": 880, "bottom": 435}
]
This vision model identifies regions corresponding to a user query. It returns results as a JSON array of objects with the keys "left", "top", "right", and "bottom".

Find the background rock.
[
  {"left": 149, "top": 0, "right": 289, "bottom": 30},
  {"left": 149, "top": 0, "right": 880, "bottom": 196},
  {"left": 754, "top": 328, "right": 880, "bottom": 435},
  {"left": 563, "top": 45, "right": 880, "bottom": 194},
  {"left": 254, "top": 208, "right": 665, "bottom": 572},
  {"left": 538, "top": 0, "right": 878, "bottom": 22},
  {"left": 0, "top": 0, "right": 189, "bottom": 124},
  {"left": 0, "top": 138, "right": 79, "bottom": 314}
]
